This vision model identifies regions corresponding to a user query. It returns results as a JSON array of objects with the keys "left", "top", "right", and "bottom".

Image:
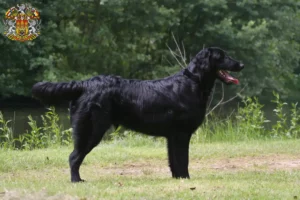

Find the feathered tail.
[{"left": 32, "top": 81, "right": 84, "bottom": 105}]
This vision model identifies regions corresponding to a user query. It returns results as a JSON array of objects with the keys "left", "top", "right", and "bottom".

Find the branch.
[
  {"left": 167, "top": 45, "right": 185, "bottom": 69},
  {"left": 171, "top": 32, "right": 187, "bottom": 66},
  {"left": 166, "top": 32, "right": 189, "bottom": 69},
  {"left": 207, "top": 83, "right": 216, "bottom": 112},
  {"left": 206, "top": 84, "right": 247, "bottom": 117},
  {"left": 181, "top": 41, "right": 186, "bottom": 63},
  {"left": 206, "top": 83, "right": 225, "bottom": 116},
  {"left": 219, "top": 85, "right": 247, "bottom": 105}
]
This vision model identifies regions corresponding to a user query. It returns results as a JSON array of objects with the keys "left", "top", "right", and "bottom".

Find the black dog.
[{"left": 32, "top": 47, "right": 244, "bottom": 182}]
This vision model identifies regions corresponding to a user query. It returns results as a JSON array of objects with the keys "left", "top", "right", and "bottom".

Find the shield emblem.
[
  {"left": 16, "top": 18, "right": 29, "bottom": 37},
  {"left": 3, "top": 4, "right": 41, "bottom": 42}
]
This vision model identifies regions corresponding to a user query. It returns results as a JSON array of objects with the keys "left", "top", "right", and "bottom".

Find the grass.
[{"left": 1, "top": 138, "right": 300, "bottom": 199}]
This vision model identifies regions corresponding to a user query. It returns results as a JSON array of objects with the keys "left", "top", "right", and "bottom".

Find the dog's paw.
[{"left": 71, "top": 178, "right": 85, "bottom": 183}]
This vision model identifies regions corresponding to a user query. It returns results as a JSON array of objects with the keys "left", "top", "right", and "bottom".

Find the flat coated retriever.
[{"left": 32, "top": 47, "right": 244, "bottom": 182}]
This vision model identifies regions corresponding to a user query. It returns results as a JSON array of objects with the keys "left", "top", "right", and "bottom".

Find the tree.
[{"left": 0, "top": 0, "right": 299, "bottom": 103}]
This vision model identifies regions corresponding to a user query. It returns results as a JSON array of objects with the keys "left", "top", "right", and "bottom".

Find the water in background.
[
  {"left": 0, "top": 103, "right": 279, "bottom": 137},
  {"left": 0, "top": 107, "right": 70, "bottom": 137}
]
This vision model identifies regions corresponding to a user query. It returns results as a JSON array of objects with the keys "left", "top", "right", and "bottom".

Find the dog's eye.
[
  {"left": 212, "top": 53, "right": 222, "bottom": 60},
  {"left": 216, "top": 54, "right": 224, "bottom": 61}
]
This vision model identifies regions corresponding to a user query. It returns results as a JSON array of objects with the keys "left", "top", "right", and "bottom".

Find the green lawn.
[{"left": 1, "top": 139, "right": 300, "bottom": 199}]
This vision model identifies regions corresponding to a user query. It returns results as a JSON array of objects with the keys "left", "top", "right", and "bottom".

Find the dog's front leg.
[{"left": 167, "top": 133, "right": 192, "bottom": 179}]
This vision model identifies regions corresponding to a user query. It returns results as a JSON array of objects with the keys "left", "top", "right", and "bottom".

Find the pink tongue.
[{"left": 225, "top": 73, "right": 239, "bottom": 84}]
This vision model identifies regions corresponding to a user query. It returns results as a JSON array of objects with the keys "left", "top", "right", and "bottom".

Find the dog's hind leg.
[
  {"left": 167, "top": 133, "right": 192, "bottom": 179},
  {"left": 69, "top": 113, "right": 91, "bottom": 182},
  {"left": 69, "top": 104, "right": 111, "bottom": 182}
]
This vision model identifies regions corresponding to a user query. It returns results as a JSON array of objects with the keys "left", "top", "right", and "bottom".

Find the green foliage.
[
  {"left": 271, "top": 92, "right": 289, "bottom": 138},
  {"left": 288, "top": 103, "right": 300, "bottom": 138},
  {"left": 110, "top": 127, "right": 165, "bottom": 147},
  {"left": 19, "top": 115, "right": 46, "bottom": 150},
  {"left": 109, "top": 125, "right": 123, "bottom": 140},
  {"left": 194, "top": 93, "right": 300, "bottom": 142},
  {"left": 41, "top": 107, "right": 71, "bottom": 146},
  {"left": 0, "top": 112, "right": 15, "bottom": 149},
  {"left": 0, "top": 107, "right": 72, "bottom": 150},
  {"left": 271, "top": 92, "right": 300, "bottom": 138},
  {"left": 236, "top": 97, "right": 269, "bottom": 138},
  {"left": 0, "top": 0, "right": 299, "bottom": 102},
  {"left": 194, "top": 97, "right": 268, "bottom": 142}
]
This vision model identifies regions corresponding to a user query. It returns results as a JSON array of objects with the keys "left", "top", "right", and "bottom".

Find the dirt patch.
[
  {"left": 0, "top": 189, "right": 80, "bottom": 200},
  {"left": 98, "top": 161, "right": 169, "bottom": 176},
  {"left": 197, "top": 154, "right": 300, "bottom": 172},
  {"left": 87, "top": 154, "right": 300, "bottom": 176}
]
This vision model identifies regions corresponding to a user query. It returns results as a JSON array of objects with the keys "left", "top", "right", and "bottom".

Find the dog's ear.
[
  {"left": 191, "top": 48, "right": 212, "bottom": 73},
  {"left": 197, "top": 48, "right": 211, "bottom": 60},
  {"left": 197, "top": 48, "right": 211, "bottom": 71}
]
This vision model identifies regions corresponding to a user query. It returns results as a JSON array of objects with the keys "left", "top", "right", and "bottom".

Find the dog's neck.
[{"left": 185, "top": 58, "right": 216, "bottom": 95}]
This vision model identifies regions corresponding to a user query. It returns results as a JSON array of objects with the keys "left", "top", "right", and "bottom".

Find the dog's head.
[{"left": 193, "top": 47, "right": 244, "bottom": 85}]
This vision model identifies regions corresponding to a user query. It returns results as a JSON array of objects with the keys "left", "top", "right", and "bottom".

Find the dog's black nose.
[{"left": 239, "top": 63, "right": 244, "bottom": 69}]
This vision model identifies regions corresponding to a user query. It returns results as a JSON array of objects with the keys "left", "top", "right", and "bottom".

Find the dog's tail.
[{"left": 32, "top": 81, "right": 84, "bottom": 105}]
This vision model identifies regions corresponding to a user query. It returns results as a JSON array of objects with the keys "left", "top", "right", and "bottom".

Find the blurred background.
[{"left": 0, "top": 0, "right": 299, "bottom": 136}]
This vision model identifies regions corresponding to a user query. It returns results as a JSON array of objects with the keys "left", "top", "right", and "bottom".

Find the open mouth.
[{"left": 217, "top": 70, "right": 239, "bottom": 85}]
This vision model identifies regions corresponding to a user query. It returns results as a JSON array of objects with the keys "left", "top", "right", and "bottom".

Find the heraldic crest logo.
[{"left": 3, "top": 4, "right": 41, "bottom": 42}]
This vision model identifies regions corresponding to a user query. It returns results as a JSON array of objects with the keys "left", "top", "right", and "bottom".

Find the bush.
[{"left": 0, "top": 107, "right": 72, "bottom": 150}]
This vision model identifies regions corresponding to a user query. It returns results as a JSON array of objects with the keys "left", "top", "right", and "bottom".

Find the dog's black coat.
[{"left": 32, "top": 47, "right": 244, "bottom": 182}]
